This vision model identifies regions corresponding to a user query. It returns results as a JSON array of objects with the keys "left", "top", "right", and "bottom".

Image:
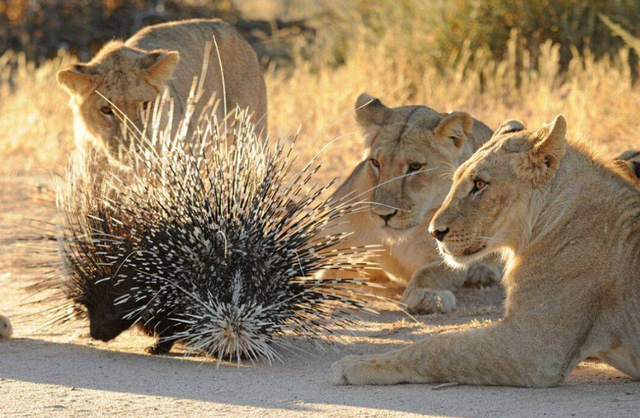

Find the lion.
[
  {"left": 0, "top": 315, "right": 12, "bottom": 338},
  {"left": 325, "top": 93, "right": 501, "bottom": 314},
  {"left": 332, "top": 115, "right": 640, "bottom": 387},
  {"left": 614, "top": 149, "right": 640, "bottom": 185},
  {"left": 56, "top": 19, "right": 267, "bottom": 160}
]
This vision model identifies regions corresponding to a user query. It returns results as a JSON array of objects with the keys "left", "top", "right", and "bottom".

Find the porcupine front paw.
[{"left": 145, "top": 340, "right": 174, "bottom": 355}]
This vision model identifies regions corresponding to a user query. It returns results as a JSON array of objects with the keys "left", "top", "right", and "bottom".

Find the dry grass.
[
  {"left": 1, "top": 32, "right": 639, "bottom": 183},
  {"left": 268, "top": 35, "right": 640, "bottom": 184},
  {"left": 0, "top": 51, "right": 75, "bottom": 176}
]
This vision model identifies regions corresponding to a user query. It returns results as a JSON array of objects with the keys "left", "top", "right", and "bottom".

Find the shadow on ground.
[
  {"left": 2, "top": 176, "right": 640, "bottom": 417},
  {"left": 1, "top": 332, "right": 638, "bottom": 418}
]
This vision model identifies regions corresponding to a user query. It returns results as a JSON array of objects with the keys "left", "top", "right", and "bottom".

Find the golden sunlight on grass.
[{"left": 3, "top": 32, "right": 637, "bottom": 182}]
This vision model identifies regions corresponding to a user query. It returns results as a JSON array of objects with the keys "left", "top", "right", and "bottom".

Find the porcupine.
[{"left": 49, "top": 103, "right": 378, "bottom": 361}]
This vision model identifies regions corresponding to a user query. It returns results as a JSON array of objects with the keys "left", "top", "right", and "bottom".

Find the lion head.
[
  {"left": 429, "top": 115, "right": 568, "bottom": 267},
  {"left": 57, "top": 41, "right": 180, "bottom": 156},
  {"left": 354, "top": 93, "right": 490, "bottom": 232}
]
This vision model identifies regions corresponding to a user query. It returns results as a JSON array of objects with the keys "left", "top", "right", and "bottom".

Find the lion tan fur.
[
  {"left": 324, "top": 93, "right": 501, "bottom": 314},
  {"left": 56, "top": 19, "right": 267, "bottom": 159},
  {"left": 332, "top": 115, "right": 640, "bottom": 387},
  {"left": 614, "top": 149, "right": 640, "bottom": 185},
  {"left": 0, "top": 315, "right": 12, "bottom": 338}
]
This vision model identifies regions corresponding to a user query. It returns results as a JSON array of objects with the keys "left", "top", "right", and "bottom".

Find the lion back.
[{"left": 126, "top": 19, "right": 268, "bottom": 132}]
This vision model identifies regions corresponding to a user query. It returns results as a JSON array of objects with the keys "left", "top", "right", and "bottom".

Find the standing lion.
[{"left": 56, "top": 19, "right": 267, "bottom": 160}]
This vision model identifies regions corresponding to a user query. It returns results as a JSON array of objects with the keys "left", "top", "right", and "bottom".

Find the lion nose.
[
  {"left": 377, "top": 210, "right": 398, "bottom": 224},
  {"left": 430, "top": 227, "right": 450, "bottom": 242}
]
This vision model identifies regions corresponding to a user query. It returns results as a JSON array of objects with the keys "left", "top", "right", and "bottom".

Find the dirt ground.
[{"left": 1, "top": 175, "right": 639, "bottom": 418}]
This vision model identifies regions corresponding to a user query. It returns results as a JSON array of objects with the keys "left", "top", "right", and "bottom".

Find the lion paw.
[
  {"left": 400, "top": 288, "right": 457, "bottom": 315},
  {"left": 465, "top": 263, "right": 501, "bottom": 286},
  {"left": 331, "top": 355, "right": 380, "bottom": 385},
  {"left": 0, "top": 315, "right": 12, "bottom": 338}
]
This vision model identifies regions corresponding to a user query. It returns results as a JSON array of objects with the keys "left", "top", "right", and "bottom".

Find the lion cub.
[
  {"left": 57, "top": 19, "right": 267, "bottom": 159},
  {"left": 324, "top": 93, "right": 501, "bottom": 314},
  {"left": 333, "top": 115, "right": 640, "bottom": 387},
  {"left": 0, "top": 315, "right": 12, "bottom": 338}
]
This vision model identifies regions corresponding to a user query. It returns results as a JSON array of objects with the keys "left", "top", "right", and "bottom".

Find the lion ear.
[
  {"left": 532, "top": 114, "right": 567, "bottom": 171},
  {"left": 617, "top": 149, "right": 640, "bottom": 161},
  {"left": 519, "top": 115, "right": 566, "bottom": 181},
  {"left": 355, "top": 93, "right": 391, "bottom": 127},
  {"left": 494, "top": 119, "right": 525, "bottom": 137},
  {"left": 355, "top": 92, "right": 390, "bottom": 149},
  {"left": 434, "top": 112, "right": 473, "bottom": 149},
  {"left": 141, "top": 50, "right": 180, "bottom": 87},
  {"left": 628, "top": 161, "right": 640, "bottom": 180},
  {"left": 56, "top": 64, "right": 96, "bottom": 96},
  {"left": 613, "top": 159, "right": 640, "bottom": 181},
  {"left": 615, "top": 150, "right": 640, "bottom": 180}
]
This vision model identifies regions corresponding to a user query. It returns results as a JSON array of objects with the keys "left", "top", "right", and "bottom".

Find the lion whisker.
[
  {"left": 478, "top": 236, "right": 507, "bottom": 244},
  {"left": 336, "top": 168, "right": 437, "bottom": 207},
  {"left": 438, "top": 160, "right": 458, "bottom": 179},
  {"left": 349, "top": 200, "right": 410, "bottom": 213}
]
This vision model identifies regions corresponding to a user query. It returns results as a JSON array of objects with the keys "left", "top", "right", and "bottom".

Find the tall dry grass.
[
  {"left": 269, "top": 32, "right": 640, "bottom": 183},
  {"left": 1, "top": 31, "right": 639, "bottom": 183},
  {"left": 0, "top": 51, "right": 75, "bottom": 175}
]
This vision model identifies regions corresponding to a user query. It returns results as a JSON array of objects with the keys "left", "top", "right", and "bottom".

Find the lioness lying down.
[
  {"left": 326, "top": 93, "right": 501, "bottom": 314},
  {"left": 57, "top": 19, "right": 267, "bottom": 159},
  {"left": 333, "top": 115, "right": 640, "bottom": 387}
]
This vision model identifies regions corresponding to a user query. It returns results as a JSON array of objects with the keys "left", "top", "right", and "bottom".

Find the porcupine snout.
[
  {"left": 89, "top": 322, "right": 121, "bottom": 342},
  {"left": 90, "top": 328, "right": 109, "bottom": 342}
]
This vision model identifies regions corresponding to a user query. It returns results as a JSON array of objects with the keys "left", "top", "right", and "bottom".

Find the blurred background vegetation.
[
  {"left": 3, "top": 0, "right": 640, "bottom": 69},
  {"left": 0, "top": 0, "right": 317, "bottom": 66},
  {"left": 3, "top": 0, "right": 640, "bottom": 176}
]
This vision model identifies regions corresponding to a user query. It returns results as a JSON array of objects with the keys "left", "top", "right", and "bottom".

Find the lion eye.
[
  {"left": 408, "top": 162, "right": 423, "bottom": 173},
  {"left": 369, "top": 158, "right": 380, "bottom": 169},
  {"left": 470, "top": 179, "right": 488, "bottom": 195},
  {"left": 100, "top": 106, "right": 113, "bottom": 116}
]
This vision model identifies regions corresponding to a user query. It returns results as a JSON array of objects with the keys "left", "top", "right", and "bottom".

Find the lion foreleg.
[
  {"left": 332, "top": 319, "right": 579, "bottom": 387},
  {"left": 400, "top": 262, "right": 466, "bottom": 314}
]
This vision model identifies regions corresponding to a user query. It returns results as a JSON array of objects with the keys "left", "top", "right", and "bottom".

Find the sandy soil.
[{"left": 1, "top": 175, "right": 639, "bottom": 418}]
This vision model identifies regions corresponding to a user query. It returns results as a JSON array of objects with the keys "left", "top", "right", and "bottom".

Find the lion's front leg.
[
  {"left": 332, "top": 319, "right": 581, "bottom": 387},
  {"left": 465, "top": 261, "right": 502, "bottom": 286},
  {"left": 400, "top": 262, "right": 466, "bottom": 314},
  {"left": 331, "top": 340, "right": 458, "bottom": 386},
  {"left": 332, "top": 351, "right": 427, "bottom": 385}
]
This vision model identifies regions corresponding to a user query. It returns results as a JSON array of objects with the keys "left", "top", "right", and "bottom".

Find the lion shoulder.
[{"left": 126, "top": 19, "right": 266, "bottom": 115}]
